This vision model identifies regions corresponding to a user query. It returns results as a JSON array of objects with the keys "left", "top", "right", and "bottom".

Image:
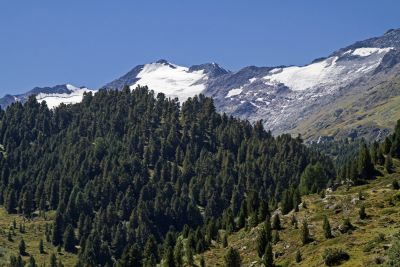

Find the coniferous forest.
[{"left": 0, "top": 86, "right": 338, "bottom": 266}]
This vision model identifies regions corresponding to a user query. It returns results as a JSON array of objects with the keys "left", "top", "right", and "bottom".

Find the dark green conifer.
[
  {"left": 52, "top": 210, "right": 64, "bottom": 246},
  {"left": 39, "top": 239, "right": 44, "bottom": 254},
  {"left": 295, "top": 249, "right": 302, "bottom": 263},
  {"left": 222, "top": 234, "right": 228, "bottom": 248},
  {"left": 264, "top": 242, "right": 273, "bottom": 267},
  {"left": 301, "top": 220, "right": 310, "bottom": 245},
  {"left": 63, "top": 224, "right": 76, "bottom": 252},
  {"left": 27, "top": 256, "right": 37, "bottom": 267},
  {"left": 256, "top": 228, "right": 267, "bottom": 258},
  {"left": 223, "top": 247, "right": 241, "bottom": 267},
  {"left": 272, "top": 214, "right": 281, "bottom": 230},
  {"left": 323, "top": 215, "right": 333, "bottom": 239},
  {"left": 386, "top": 154, "right": 394, "bottom": 174},
  {"left": 19, "top": 239, "right": 26, "bottom": 255},
  {"left": 359, "top": 206, "right": 367, "bottom": 220}
]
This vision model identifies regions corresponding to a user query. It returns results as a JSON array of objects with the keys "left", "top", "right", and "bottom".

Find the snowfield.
[
  {"left": 352, "top": 47, "right": 393, "bottom": 57},
  {"left": 130, "top": 62, "right": 207, "bottom": 101},
  {"left": 226, "top": 88, "right": 243, "bottom": 98},
  {"left": 263, "top": 47, "right": 392, "bottom": 92},
  {"left": 36, "top": 84, "right": 95, "bottom": 109}
]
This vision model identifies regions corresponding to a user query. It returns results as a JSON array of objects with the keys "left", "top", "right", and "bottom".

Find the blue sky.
[{"left": 0, "top": 1, "right": 399, "bottom": 95}]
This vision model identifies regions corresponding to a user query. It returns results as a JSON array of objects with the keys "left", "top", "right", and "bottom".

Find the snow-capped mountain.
[
  {"left": 102, "top": 29, "right": 400, "bottom": 140},
  {"left": 102, "top": 59, "right": 229, "bottom": 101},
  {"left": 2, "top": 28, "right": 400, "bottom": 141},
  {"left": 0, "top": 84, "right": 95, "bottom": 109}
]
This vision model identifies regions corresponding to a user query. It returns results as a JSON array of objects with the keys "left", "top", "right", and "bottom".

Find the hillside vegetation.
[
  {"left": 292, "top": 74, "right": 400, "bottom": 141},
  {"left": 0, "top": 86, "right": 400, "bottom": 266},
  {"left": 199, "top": 160, "right": 400, "bottom": 266},
  {"left": 0, "top": 87, "right": 333, "bottom": 266}
]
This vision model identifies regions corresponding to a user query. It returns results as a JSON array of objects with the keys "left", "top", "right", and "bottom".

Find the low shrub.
[{"left": 323, "top": 248, "right": 350, "bottom": 266}]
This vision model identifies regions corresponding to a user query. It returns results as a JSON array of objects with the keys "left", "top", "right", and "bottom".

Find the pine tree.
[
  {"left": 52, "top": 210, "right": 64, "bottom": 246},
  {"left": 10, "top": 255, "right": 24, "bottom": 267},
  {"left": 385, "top": 154, "right": 394, "bottom": 174},
  {"left": 118, "top": 244, "right": 141, "bottom": 267},
  {"left": 248, "top": 212, "right": 258, "bottom": 227},
  {"left": 50, "top": 254, "right": 57, "bottom": 267},
  {"left": 6, "top": 189, "right": 17, "bottom": 214},
  {"left": 263, "top": 242, "right": 273, "bottom": 267},
  {"left": 393, "top": 180, "right": 400, "bottom": 190},
  {"left": 291, "top": 214, "right": 298, "bottom": 227},
  {"left": 63, "top": 224, "right": 76, "bottom": 252},
  {"left": 257, "top": 200, "right": 269, "bottom": 222},
  {"left": 359, "top": 206, "right": 367, "bottom": 220},
  {"left": 300, "top": 163, "right": 328, "bottom": 194},
  {"left": 281, "top": 189, "right": 293, "bottom": 214},
  {"left": 8, "top": 230, "right": 13, "bottom": 242},
  {"left": 272, "top": 214, "right": 281, "bottom": 230},
  {"left": 264, "top": 217, "right": 272, "bottom": 241},
  {"left": 301, "top": 220, "right": 310, "bottom": 245},
  {"left": 163, "top": 246, "right": 175, "bottom": 267},
  {"left": 293, "top": 189, "right": 301, "bottom": 212},
  {"left": 391, "top": 120, "right": 400, "bottom": 158},
  {"left": 256, "top": 228, "right": 267, "bottom": 258},
  {"left": 357, "top": 143, "right": 374, "bottom": 180},
  {"left": 222, "top": 234, "right": 228, "bottom": 248},
  {"left": 19, "top": 223, "right": 24, "bottom": 233},
  {"left": 27, "top": 256, "right": 37, "bottom": 267},
  {"left": 200, "top": 256, "right": 206, "bottom": 267},
  {"left": 376, "top": 148, "right": 385, "bottom": 165},
  {"left": 323, "top": 215, "right": 333, "bottom": 239},
  {"left": 384, "top": 137, "right": 392, "bottom": 154},
  {"left": 185, "top": 242, "right": 194, "bottom": 266},
  {"left": 22, "top": 190, "right": 33, "bottom": 217},
  {"left": 173, "top": 239, "right": 183, "bottom": 267},
  {"left": 143, "top": 235, "right": 158, "bottom": 266},
  {"left": 19, "top": 239, "right": 26, "bottom": 255},
  {"left": 224, "top": 247, "right": 241, "bottom": 267},
  {"left": 39, "top": 239, "right": 44, "bottom": 254},
  {"left": 296, "top": 249, "right": 302, "bottom": 262},
  {"left": 272, "top": 230, "right": 280, "bottom": 244}
]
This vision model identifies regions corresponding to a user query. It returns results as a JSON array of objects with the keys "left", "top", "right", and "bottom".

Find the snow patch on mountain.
[
  {"left": 225, "top": 88, "right": 243, "bottom": 98},
  {"left": 264, "top": 56, "right": 342, "bottom": 91},
  {"left": 36, "top": 85, "right": 95, "bottom": 109},
  {"left": 352, "top": 47, "right": 393, "bottom": 57},
  {"left": 130, "top": 62, "right": 207, "bottom": 101},
  {"left": 263, "top": 47, "right": 392, "bottom": 92}
]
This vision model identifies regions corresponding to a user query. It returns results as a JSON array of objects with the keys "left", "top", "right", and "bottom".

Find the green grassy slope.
[
  {"left": 0, "top": 210, "right": 77, "bottom": 267},
  {"left": 1, "top": 166, "right": 400, "bottom": 266},
  {"left": 198, "top": 161, "right": 400, "bottom": 267},
  {"left": 291, "top": 75, "right": 400, "bottom": 141}
]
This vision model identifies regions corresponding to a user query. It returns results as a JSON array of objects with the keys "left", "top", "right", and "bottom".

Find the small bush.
[
  {"left": 339, "top": 218, "right": 354, "bottom": 233},
  {"left": 363, "top": 242, "right": 375, "bottom": 253},
  {"left": 359, "top": 206, "right": 367, "bottom": 220},
  {"left": 392, "top": 192, "right": 400, "bottom": 202},
  {"left": 374, "top": 233, "right": 385, "bottom": 243},
  {"left": 392, "top": 180, "right": 399, "bottom": 190},
  {"left": 295, "top": 250, "right": 302, "bottom": 263},
  {"left": 323, "top": 248, "right": 349, "bottom": 266}
]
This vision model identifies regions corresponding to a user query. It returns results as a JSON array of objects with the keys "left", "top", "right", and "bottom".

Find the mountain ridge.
[{"left": 2, "top": 28, "right": 400, "bottom": 141}]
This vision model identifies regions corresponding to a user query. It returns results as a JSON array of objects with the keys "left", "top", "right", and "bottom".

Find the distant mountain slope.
[
  {"left": 2, "top": 29, "right": 400, "bottom": 141},
  {"left": 0, "top": 84, "right": 95, "bottom": 109},
  {"left": 101, "top": 29, "right": 400, "bottom": 141},
  {"left": 102, "top": 59, "right": 229, "bottom": 101}
]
